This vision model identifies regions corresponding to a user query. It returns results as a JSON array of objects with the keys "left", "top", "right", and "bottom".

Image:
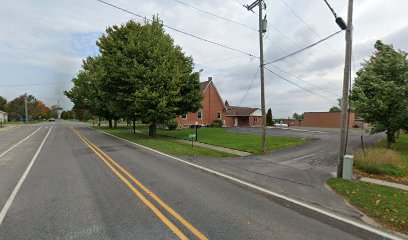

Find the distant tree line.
[
  {"left": 64, "top": 18, "right": 202, "bottom": 137},
  {"left": 0, "top": 94, "right": 60, "bottom": 121}
]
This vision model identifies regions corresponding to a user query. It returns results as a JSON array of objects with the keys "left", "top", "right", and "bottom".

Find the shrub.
[
  {"left": 166, "top": 119, "right": 178, "bottom": 130},
  {"left": 353, "top": 148, "right": 405, "bottom": 176},
  {"left": 212, "top": 120, "right": 223, "bottom": 128}
]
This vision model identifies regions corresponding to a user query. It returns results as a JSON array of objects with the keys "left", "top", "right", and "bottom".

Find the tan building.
[{"left": 303, "top": 112, "right": 355, "bottom": 128}]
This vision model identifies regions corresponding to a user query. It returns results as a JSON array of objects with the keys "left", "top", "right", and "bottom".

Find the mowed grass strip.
[
  {"left": 96, "top": 127, "right": 237, "bottom": 157},
  {"left": 327, "top": 178, "right": 408, "bottom": 234},
  {"left": 158, "top": 128, "right": 309, "bottom": 154}
]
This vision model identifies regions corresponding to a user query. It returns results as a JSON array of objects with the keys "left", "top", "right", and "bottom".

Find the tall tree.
[
  {"left": 292, "top": 112, "right": 304, "bottom": 120},
  {"left": 5, "top": 94, "right": 36, "bottom": 121},
  {"left": 329, "top": 106, "right": 341, "bottom": 112},
  {"left": 96, "top": 18, "right": 202, "bottom": 137},
  {"left": 351, "top": 40, "right": 408, "bottom": 148},
  {"left": 266, "top": 108, "right": 273, "bottom": 126},
  {"left": 0, "top": 96, "right": 7, "bottom": 110}
]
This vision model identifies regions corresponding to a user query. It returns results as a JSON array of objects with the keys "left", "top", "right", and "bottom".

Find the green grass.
[
  {"left": 96, "top": 127, "right": 237, "bottom": 157},
  {"left": 158, "top": 127, "right": 309, "bottom": 154},
  {"left": 353, "top": 133, "right": 408, "bottom": 183},
  {"left": 327, "top": 178, "right": 408, "bottom": 234},
  {"left": 3, "top": 120, "right": 43, "bottom": 124}
]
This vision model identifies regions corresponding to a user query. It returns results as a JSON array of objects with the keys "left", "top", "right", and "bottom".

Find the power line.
[
  {"left": 95, "top": 0, "right": 256, "bottom": 58},
  {"left": 238, "top": 66, "right": 260, "bottom": 106},
  {"left": 265, "top": 29, "right": 342, "bottom": 65},
  {"left": 170, "top": 0, "right": 257, "bottom": 31},
  {"left": 278, "top": 0, "right": 343, "bottom": 58},
  {"left": 264, "top": 67, "right": 329, "bottom": 99},
  {"left": 0, "top": 81, "right": 72, "bottom": 87},
  {"left": 269, "top": 64, "right": 338, "bottom": 97},
  {"left": 195, "top": 54, "right": 249, "bottom": 66}
]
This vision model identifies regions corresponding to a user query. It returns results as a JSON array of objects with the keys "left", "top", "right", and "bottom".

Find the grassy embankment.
[
  {"left": 157, "top": 127, "right": 309, "bottom": 155},
  {"left": 327, "top": 178, "right": 408, "bottom": 234},
  {"left": 96, "top": 127, "right": 237, "bottom": 157}
]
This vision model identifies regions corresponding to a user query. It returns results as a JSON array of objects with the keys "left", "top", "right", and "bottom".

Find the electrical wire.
[
  {"left": 278, "top": 0, "right": 343, "bottom": 59},
  {"left": 95, "top": 0, "right": 256, "bottom": 58},
  {"left": 264, "top": 29, "right": 343, "bottom": 65},
  {"left": 170, "top": 0, "right": 257, "bottom": 31},
  {"left": 264, "top": 67, "right": 329, "bottom": 99},
  {"left": 269, "top": 64, "right": 338, "bottom": 97},
  {"left": 238, "top": 66, "right": 260, "bottom": 106},
  {"left": 0, "top": 81, "right": 72, "bottom": 87},
  {"left": 195, "top": 54, "right": 249, "bottom": 66}
]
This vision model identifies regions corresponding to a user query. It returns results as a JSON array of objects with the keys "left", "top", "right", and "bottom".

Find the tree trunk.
[
  {"left": 114, "top": 119, "right": 117, "bottom": 128},
  {"left": 108, "top": 118, "right": 113, "bottom": 128},
  {"left": 133, "top": 119, "right": 136, "bottom": 134},
  {"left": 148, "top": 123, "right": 157, "bottom": 138},
  {"left": 386, "top": 130, "right": 396, "bottom": 149},
  {"left": 98, "top": 118, "right": 101, "bottom": 127}
]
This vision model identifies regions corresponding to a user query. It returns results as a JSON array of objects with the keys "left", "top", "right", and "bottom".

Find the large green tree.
[
  {"left": 351, "top": 40, "right": 408, "bottom": 148},
  {"left": 96, "top": 18, "right": 202, "bottom": 137},
  {"left": 0, "top": 96, "right": 7, "bottom": 110}
]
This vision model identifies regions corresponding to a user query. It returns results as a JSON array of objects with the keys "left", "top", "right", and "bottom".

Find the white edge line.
[
  {"left": 92, "top": 127, "right": 404, "bottom": 240},
  {"left": 0, "top": 126, "right": 52, "bottom": 225},
  {"left": 0, "top": 126, "right": 43, "bottom": 158}
]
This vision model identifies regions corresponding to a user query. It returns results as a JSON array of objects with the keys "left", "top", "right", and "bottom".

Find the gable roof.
[
  {"left": 225, "top": 106, "right": 260, "bottom": 117},
  {"left": 200, "top": 80, "right": 211, "bottom": 93},
  {"left": 200, "top": 79, "right": 227, "bottom": 110}
]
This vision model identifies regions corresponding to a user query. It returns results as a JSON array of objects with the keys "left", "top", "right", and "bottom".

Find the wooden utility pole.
[
  {"left": 258, "top": 0, "right": 266, "bottom": 154},
  {"left": 337, "top": 0, "right": 353, "bottom": 178}
]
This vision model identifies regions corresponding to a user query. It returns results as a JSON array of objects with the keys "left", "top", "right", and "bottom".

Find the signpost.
[{"left": 188, "top": 134, "right": 196, "bottom": 147}]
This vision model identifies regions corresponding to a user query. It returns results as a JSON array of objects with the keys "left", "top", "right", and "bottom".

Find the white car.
[{"left": 274, "top": 123, "right": 288, "bottom": 127}]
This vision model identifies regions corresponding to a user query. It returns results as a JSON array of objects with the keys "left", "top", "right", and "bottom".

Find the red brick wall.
[
  {"left": 303, "top": 112, "right": 355, "bottom": 128},
  {"left": 281, "top": 119, "right": 303, "bottom": 127},
  {"left": 224, "top": 116, "right": 235, "bottom": 127},
  {"left": 176, "top": 81, "right": 226, "bottom": 127},
  {"left": 249, "top": 116, "right": 262, "bottom": 127}
]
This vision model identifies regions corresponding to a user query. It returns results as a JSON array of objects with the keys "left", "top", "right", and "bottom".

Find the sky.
[{"left": 0, "top": 0, "right": 407, "bottom": 118}]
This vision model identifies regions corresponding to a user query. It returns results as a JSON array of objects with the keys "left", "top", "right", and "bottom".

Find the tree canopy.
[
  {"left": 65, "top": 18, "right": 202, "bottom": 137},
  {"left": 351, "top": 40, "right": 408, "bottom": 148},
  {"left": 3, "top": 94, "right": 56, "bottom": 121}
]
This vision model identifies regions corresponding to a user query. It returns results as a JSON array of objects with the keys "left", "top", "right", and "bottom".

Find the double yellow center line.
[{"left": 70, "top": 127, "right": 207, "bottom": 240}]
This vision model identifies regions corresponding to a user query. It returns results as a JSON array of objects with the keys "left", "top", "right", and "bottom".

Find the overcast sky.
[{"left": 1, "top": 0, "right": 407, "bottom": 118}]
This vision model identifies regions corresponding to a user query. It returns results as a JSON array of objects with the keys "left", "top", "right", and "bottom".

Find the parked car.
[
  {"left": 48, "top": 118, "right": 55, "bottom": 122},
  {"left": 274, "top": 123, "right": 288, "bottom": 127}
]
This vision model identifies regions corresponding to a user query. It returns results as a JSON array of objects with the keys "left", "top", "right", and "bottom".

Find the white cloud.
[{"left": 0, "top": 0, "right": 407, "bottom": 117}]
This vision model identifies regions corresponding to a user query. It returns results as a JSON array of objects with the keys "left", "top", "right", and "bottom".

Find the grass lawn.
[
  {"left": 96, "top": 127, "right": 237, "bottom": 157},
  {"left": 3, "top": 120, "right": 43, "bottom": 124},
  {"left": 158, "top": 127, "right": 309, "bottom": 154},
  {"left": 327, "top": 178, "right": 408, "bottom": 234},
  {"left": 353, "top": 133, "right": 408, "bottom": 185}
]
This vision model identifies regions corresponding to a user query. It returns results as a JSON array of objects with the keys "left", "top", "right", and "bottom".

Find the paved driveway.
[{"left": 184, "top": 127, "right": 385, "bottom": 219}]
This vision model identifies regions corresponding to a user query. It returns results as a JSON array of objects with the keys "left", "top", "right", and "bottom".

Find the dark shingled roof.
[
  {"left": 200, "top": 80, "right": 211, "bottom": 93},
  {"left": 225, "top": 106, "right": 259, "bottom": 116}
]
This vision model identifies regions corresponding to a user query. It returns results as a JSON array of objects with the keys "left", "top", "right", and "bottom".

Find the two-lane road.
[{"left": 0, "top": 122, "right": 400, "bottom": 239}]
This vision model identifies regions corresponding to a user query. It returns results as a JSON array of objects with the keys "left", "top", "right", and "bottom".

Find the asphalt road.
[{"left": 0, "top": 122, "right": 397, "bottom": 239}]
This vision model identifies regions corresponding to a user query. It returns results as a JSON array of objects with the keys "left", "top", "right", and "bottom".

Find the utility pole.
[
  {"left": 246, "top": 0, "right": 267, "bottom": 154},
  {"left": 337, "top": 0, "right": 353, "bottom": 178},
  {"left": 24, "top": 95, "right": 28, "bottom": 124}
]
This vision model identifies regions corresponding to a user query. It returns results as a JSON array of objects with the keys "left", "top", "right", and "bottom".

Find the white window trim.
[
  {"left": 198, "top": 111, "right": 203, "bottom": 120},
  {"left": 182, "top": 113, "right": 187, "bottom": 120},
  {"left": 217, "top": 111, "right": 222, "bottom": 120}
]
